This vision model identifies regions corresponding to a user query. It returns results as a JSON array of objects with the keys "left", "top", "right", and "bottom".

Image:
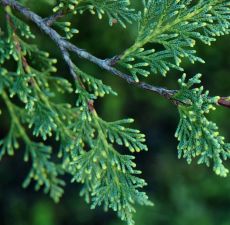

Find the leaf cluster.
[
  {"left": 0, "top": 5, "right": 151, "bottom": 225},
  {"left": 53, "top": 0, "right": 139, "bottom": 28},
  {"left": 120, "top": 0, "right": 230, "bottom": 80},
  {"left": 174, "top": 74, "right": 230, "bottom": 177},
  {"left": 0, "top": 1, "right": 229, "bottom": 225}
]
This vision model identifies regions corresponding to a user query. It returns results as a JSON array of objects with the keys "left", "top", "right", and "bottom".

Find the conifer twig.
[
  {"left": 0, "top": 0, "right": 229, "bottom": 109},
  {"left": 218, "top": 97, "right": 230, "bottom": 108},
  {"left": 43, "top": 10, "right": 66, "bottom": 26}
]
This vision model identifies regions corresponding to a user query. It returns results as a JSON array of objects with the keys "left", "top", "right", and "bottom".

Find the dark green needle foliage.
[
  {"left": 0, "top": 0, "right": 229, "bottom": 225},
  {"left": 120, "top": 0, "right": 230, "bottom": 80},
  {"left": 53, "top": 0, "right": 139, "bottom": 28},
  {"left": 174, "top": 74, "right": 230, "bottom": 177}
]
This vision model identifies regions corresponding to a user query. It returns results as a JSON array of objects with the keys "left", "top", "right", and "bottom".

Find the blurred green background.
[{"left": 0, "top": 1, "right": 229, "bottom": 225}]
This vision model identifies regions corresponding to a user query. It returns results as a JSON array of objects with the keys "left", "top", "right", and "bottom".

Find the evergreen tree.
[{"left": 0, "top": 0, "right": 229, "bottom": 224}]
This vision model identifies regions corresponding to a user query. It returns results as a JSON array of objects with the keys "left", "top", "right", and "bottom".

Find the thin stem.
[
  {"left": 43, "top": 0, "right": 85, "bottom": 26},
  {"left": 44, "top": 10, "right": 66, "bottom": 26},
  {"left": 218, "top": 97, "right": 230, "bottom": 108},
  {"left": 0, "top": 0, "right": 229, "bottom": 109}
]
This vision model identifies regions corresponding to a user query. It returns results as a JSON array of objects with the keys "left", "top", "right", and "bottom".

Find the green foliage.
[
  {"left": 174, "top": 74, "right": 230, "bottom": 177},
  {"left": 0, "top": 91, "right": 65, "bottom": 202},
  {"left": 0, "top": 1, "right": 229, "bottom": 225},
  {"left": 0, "top": 3, "right": 150, "bottom": 224},
  {"left": 53, "top": 0, "right": 139, "bottom": 28},
  {"left": 22, "top": 142, "right": 65, "bottom": 203},
  {"left": 53, "top": 21, "right": 79, "bottom": 39},
  {"left": 98, "top": 118, "right": 148, "bottom": 152},
  {"left": 0, "top": 122, "right": 20, "bottom": 158},
  {"left": 120, "top": 0, "right": 230, "bottom": 80},
  {"left": 69, "top": 113, "right": 152, "bottom": 225},
  {"left": 0, "top": 39, "right": 11, "bottom": 63}
]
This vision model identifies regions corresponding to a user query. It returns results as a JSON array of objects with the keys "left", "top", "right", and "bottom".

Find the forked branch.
[{"left": 0, "top": 0, "right": 229, "bottom": 109}]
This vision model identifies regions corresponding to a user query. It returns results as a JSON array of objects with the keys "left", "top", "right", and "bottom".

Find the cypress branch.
[{"left": 0, "top": 0, "right": 229, "bottom": 224}]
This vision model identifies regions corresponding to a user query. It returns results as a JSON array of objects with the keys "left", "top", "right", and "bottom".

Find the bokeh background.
[{"left": 0, "top": 1, "right": 230, "bottom": 225}]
